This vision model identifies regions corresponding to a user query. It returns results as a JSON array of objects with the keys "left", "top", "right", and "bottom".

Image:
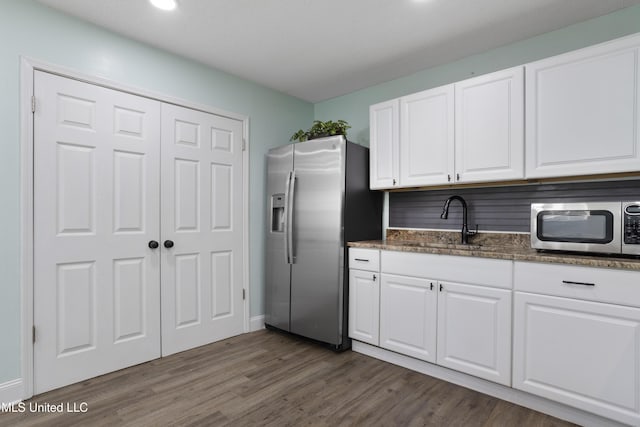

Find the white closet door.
[
  {"left": 160, "top": 103, "right": 245, "bottom": 356},
  {"left": 33, "top": 71, "right": 161, "bottom": 394}
]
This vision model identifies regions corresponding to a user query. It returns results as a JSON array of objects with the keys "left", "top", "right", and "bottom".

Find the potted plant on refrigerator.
[{"left": 290, "top": 119, "right": 351, "bottom": 142}]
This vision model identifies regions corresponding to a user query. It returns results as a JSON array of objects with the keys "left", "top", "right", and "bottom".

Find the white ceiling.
[{"left": 38, "top": 0, "right": 640, "bottom": 102}]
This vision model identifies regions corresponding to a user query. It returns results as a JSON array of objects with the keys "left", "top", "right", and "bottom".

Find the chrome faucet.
[{"left": 440, "top": 195, "right": 477, "bottom": 244}]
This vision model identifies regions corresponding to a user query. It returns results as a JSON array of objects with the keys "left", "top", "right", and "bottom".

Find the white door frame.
[{"left": 19, "top": 56, "right": 250, "bottom": 400}]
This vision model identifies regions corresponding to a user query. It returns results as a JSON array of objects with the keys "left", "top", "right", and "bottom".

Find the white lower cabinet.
[
  {"left": 349, "top": 249, "right": 640, "bottom": 424},
  {"left": 348, "top": 248, "right": 381, "bottom": 346},
  {"left": 513, "top": 293, "right": 640, "bottom": 426},
  {"left": 380, "top": 274, "right": 437, "bottom": 362},
  {"left": 378, "top": 275, "right": 512, "bottom": 385},
  {"left": 513, "top": 261, "right": 640, "bottom": 425},
  {"left": 348, "top": 269, "right": 380, "bottom": 346},
  {"left": 374, "top": 250, "right": 513, "bottom": 385},
  {"left": 437, "top": 281, "right": 512, "bottom": 386}
]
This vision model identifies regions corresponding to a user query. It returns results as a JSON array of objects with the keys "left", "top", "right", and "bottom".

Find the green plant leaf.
[{"left": 290, "top": 119, "right": 350, "bottom": 141}]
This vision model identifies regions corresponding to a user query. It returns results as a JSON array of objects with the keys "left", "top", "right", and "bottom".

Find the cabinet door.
[
  {"left": 400, "top": 85, "right": 454, "bottom": 187},
  {"left": 513, "top": 292, "right": 640, "bottom": 426},
  {"left": 436, "top": 282, "right": 512, "bottom": 386},
  {"left": 348, "top": 269, "right": 380, "bottom": 345},
  {"left": 370, "top": 99, "right": 399, "bottom": 189},
  {"left": 455, "top": 67, "right": 524, "bottom": 183},
  {"left": 380, "top": 274, "right": 437, "bottom": 362},
  {"left": 526, "top": 35, "right": 640, "bottom": 178}
]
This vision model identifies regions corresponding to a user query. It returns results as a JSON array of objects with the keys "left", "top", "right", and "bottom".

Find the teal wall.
[
  {"left": 315, "top": 4, "right": 640, "bottom": 146},
  {"left": 0, "top": 0, "right": 312, "bottom": 385}
]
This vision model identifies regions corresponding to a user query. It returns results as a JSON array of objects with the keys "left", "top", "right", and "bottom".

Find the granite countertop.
[{"left": 348, "top": 229, "right": 640, "bottom": 271}]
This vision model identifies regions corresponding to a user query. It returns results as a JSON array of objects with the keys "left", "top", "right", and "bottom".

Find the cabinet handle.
[
  {"left": 430, "top": 282, "right": 434, "bottom": 291},
  {"left": 562, "top": 280, "right": 595, "bottom": 287},
  {"left": 456, "top": 173, "right": 460, "bottom": 181},
  {"left": 373, "top": 274, "right": 377, "bottom": 281},
  {"left": 439, "top": 283, "right": 443, "bottom": 292},
  {"left": 354, "top": 258, "right": 369, "bottom": 262},
  {"left": 393, "top": 178, "right": 397, "bottom": 186},
  {"left": 447, "top": 174, "right": 451, "bottom": 182}
]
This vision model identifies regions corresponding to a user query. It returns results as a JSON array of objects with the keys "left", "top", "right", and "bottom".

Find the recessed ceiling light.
[{"left": 150, "top": 0, "right": 177, "bottom": 11}]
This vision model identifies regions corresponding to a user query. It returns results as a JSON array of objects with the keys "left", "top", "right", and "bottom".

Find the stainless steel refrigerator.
[{"left": 265, "top": 135, "right": 382, "bottom": 350}]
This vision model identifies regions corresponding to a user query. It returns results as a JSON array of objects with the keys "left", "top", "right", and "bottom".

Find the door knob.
[
  {"left": 148, "top": 240, "right": 159, "bottom": 249},
  {"left": 164, "top": 240, "right": 174, "bottom": 248}
]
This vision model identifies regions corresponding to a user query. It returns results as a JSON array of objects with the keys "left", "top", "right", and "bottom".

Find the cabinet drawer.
[
  {"left": 349, "top": 248, "right": 380, "bottom": 272},
  {"left": 514, "top": 261, "right": 640, "bottom": 307},
  {"left": 381, "top": 250, "right": 512, "bottom": 289}
]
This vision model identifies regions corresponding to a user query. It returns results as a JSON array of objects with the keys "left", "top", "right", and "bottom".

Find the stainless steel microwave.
[{"left": 531, "top": 202, "right": 640, "bottom": 256}]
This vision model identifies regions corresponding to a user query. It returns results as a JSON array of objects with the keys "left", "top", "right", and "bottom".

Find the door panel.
[
  {"left": 379, "top": 274, "right": 437, "bottom": 362},
  {"left": 455, "top": 67, "right": 524, "bottom": 183},
  {"left": 113, "top": 258, "right": 146, "bottom": 342},
  {"left": 513, "top": 292, "right": 640, "bottom": 425},
  {"left": 175, "top": 159, "right": 200, "bottom": 231},
  {"left": 34, "top": 71, "right": 161, "bottom": 394},
  {"left": 56, "top": 143, "right": 95, "bottom": 234},
  {"left": 437, "top": 281, "right": 512, "bottom": 386},
  {"left": 160, "top": 103, "right": 244, "bottom": 356},
  {"left": 290, "top": 137, "right": 345, "bottom": 345},
  {"left": 113, "top": 151, "right": 145, "bottom": 233},
  {"left": 56, "top": 262, "right": 96, "bottom": 355},
  {"left": 348, "top": 269, "right": 380, "bottom": 345},
  {"left": 211, "top": 163, "right": 232, "bottom": 230},
  {"left": 174, "top": 253, "right": 201, "bottom": 327},
  {"left": 369, "top": 99, "right": 399, "bottom": 189},
  {"left": 526, "top": 39, "right": 640, "bottom": 178},
  {"left": 211, "top": 251, "right": 232, "bottom": 318},
  {"left": 400, "top": 85, "right": 454, "bottom": 186}
]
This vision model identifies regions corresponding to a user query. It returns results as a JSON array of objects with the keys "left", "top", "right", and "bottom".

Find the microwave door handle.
[
  {"left": 288, "top": 170, "right": 297, "bottom": 264},
  {"left": 284, "top": 171, "right": 292, "bottom": 264}
]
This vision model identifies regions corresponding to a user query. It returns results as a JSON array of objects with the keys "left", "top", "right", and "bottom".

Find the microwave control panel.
[{"left": 623, "top": 202, "right": 640, "bottom": 245}]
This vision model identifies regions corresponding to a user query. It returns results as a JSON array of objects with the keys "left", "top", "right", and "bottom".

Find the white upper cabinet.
[
  {"left": 526, "top": 34, "right": 640, "bottom": 178},
  {"left": 369, "top": 68, "right": 523, "bottom": 189},
  {"left": 370, "top": 32, "right": 640, "bottom": 188},
  {"left": 400, "top": 85, "right": 455, "bottom": 186},
  {"left": 369, "top": 99, "right": 399, "bottom": 189},
  {"left": 455, "top": 67, "right": 524, "bottom": 183}
]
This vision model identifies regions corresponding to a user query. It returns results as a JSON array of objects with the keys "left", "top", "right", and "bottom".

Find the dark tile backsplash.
[{"left": 389, "top": 180, "right": 640, "bottom": 232}]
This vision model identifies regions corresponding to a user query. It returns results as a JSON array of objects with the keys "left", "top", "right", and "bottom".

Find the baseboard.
[
  {"left": 249, "top": 315, "right": 265, "bottom": 332},
  {"left": 0, "top": 379, "right": 23, "bottom": 406},
  {"left": 352, "top": 341, "right": 624, "bottom": 427}
]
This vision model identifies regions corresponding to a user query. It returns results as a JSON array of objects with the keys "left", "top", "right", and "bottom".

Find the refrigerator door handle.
[
  {"left": 284, "top": 171, "right": 292, "bottom": 264},
  {"left": 288, "top": 170, "right": 297, "bottom": 264}
]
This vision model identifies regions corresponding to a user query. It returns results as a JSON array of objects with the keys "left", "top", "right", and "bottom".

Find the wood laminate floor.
[{"left": 0, "top": 330, "right": 575, "bottom": 427}]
